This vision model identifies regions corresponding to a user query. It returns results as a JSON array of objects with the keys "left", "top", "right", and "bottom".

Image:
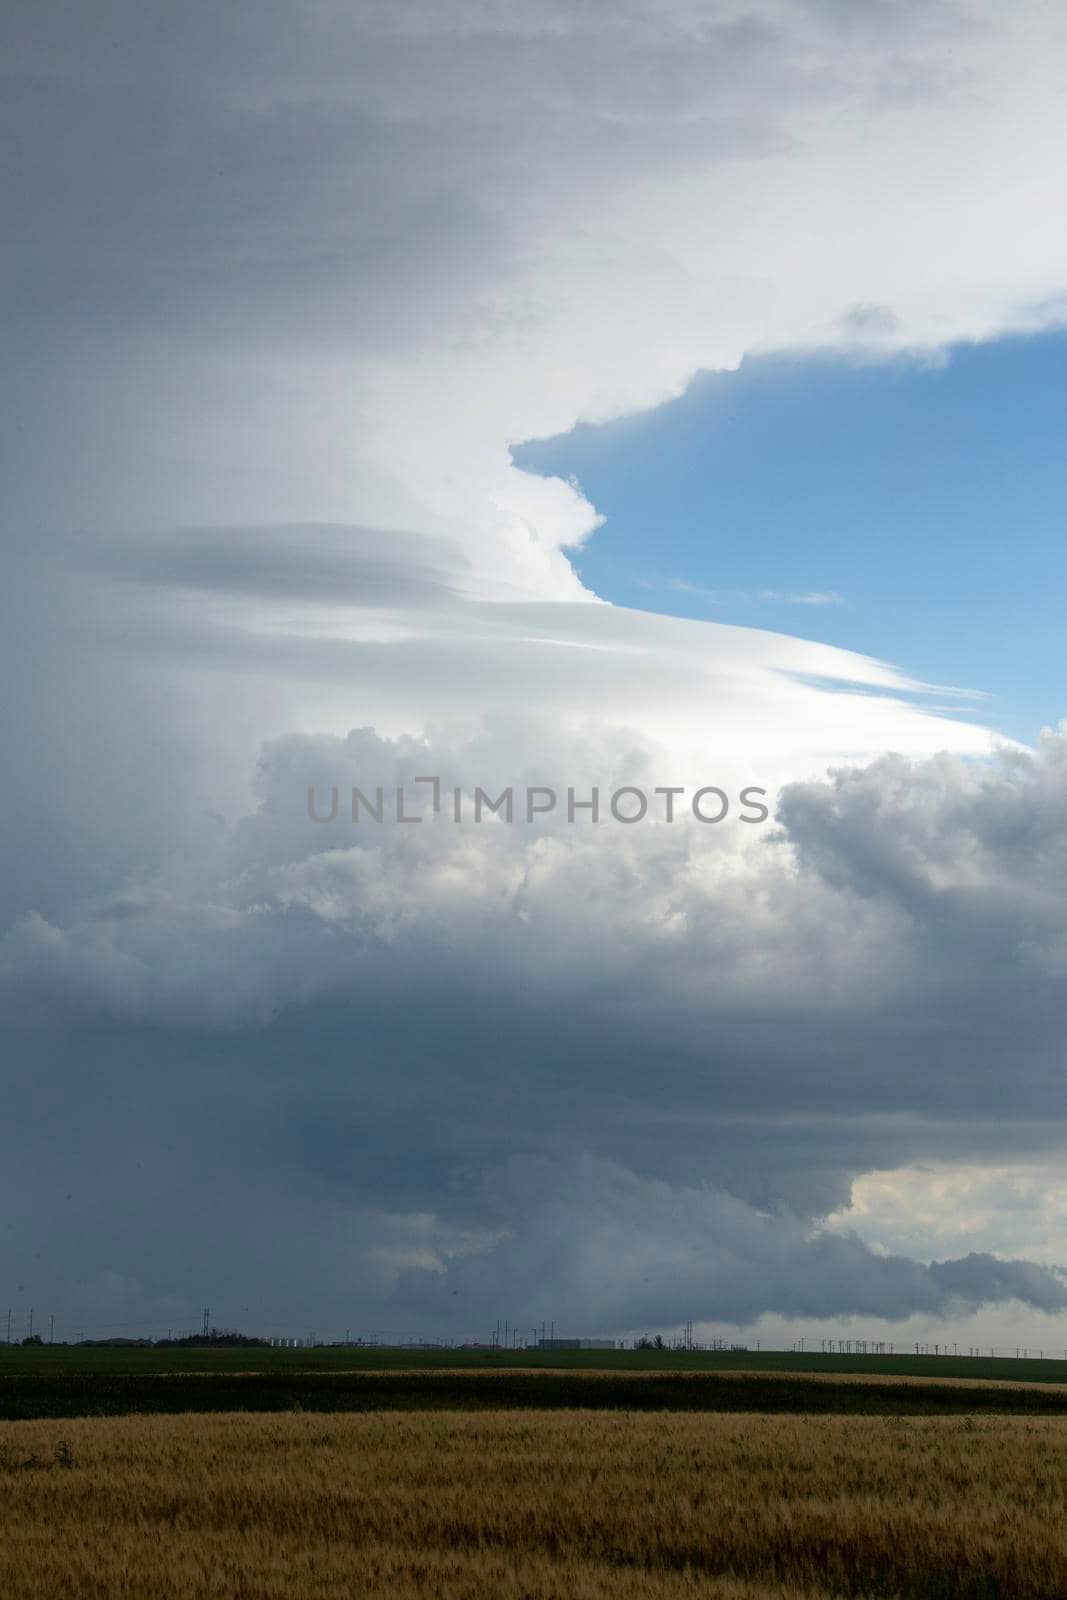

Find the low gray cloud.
[
  {"left": 109, "top": 525, "right": 472, "bottom": 608},
  {"left": 394, "top": 1156, "right": 1067, "bottom": 1331},
  {"left": 842, "top": 302, "right": 900, "bottom": 337},
  {"left": 4, "top": 718, "right": 1067, "bottom": 1336}
]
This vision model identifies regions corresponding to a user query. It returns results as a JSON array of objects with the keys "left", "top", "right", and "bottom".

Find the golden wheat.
[{"left": 2, "top": 1408, "right": 1065, "bottom": 1598}]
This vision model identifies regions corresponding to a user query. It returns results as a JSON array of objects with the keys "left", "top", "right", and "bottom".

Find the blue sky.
[{"left": 516, "top": 331, "right": 1067, "bottom": 746}]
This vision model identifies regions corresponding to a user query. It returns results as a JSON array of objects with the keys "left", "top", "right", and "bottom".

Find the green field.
[
  {"left": 4, "top": 1342, "right": 1067, "bottom": 1421},
  {"left": 2, "top": 1341, "right": 1066, "bottom": 1380}
]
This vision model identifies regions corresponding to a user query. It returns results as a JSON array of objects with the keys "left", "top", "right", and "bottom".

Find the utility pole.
[
  {"left": 49, "top": 1314, "right": 54, "bottom": 1345},
  {"left": 28, "top": 1307, "right": 33, "bottom": 1339},
  {"left": 5, "top": 1308, "right": 10, "bottom": 1345}
]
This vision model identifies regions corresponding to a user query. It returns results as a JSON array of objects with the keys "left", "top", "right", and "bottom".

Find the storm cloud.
[
  {"left": 5, "top": 1, "right": 1067, "bottom": 1338},
  {"left": 6, "top": 714, "right": 1067, "bottom": 1334}
]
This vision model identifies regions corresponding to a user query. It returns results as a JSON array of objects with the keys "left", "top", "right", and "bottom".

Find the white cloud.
[
  {"left": 7, "top": 2, "right": 1067, "bottom": 594},
  {"left": 828, "top": 1164, "right": 1067, "bottom": 1269},
  {"left": 759, "top": 589, "right": 845, "bottom": 607},
  {"left": 643, "top": 580, "right": 845, "bottom": 606}
]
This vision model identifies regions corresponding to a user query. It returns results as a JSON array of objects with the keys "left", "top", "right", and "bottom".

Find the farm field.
[
  {"left": 2, "top": 1408, "right": 1065, "bottom": 1599},
  {"left": 8, "top": 1345, "right": 1067, "bottom": 1420},
  {"left": 3, "top": 1342, "right": 1065, "bottom": 1382},
  {"left": 7, "top": 1360, "right": 1067, "bottom": 1421}
]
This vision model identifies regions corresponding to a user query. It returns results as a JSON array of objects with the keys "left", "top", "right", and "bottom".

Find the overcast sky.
[{"left": 4, "top": 0, "right": 1067, "bottom": 1346}]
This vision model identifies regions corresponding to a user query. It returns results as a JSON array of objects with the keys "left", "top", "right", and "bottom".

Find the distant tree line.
[
  {"left": 11, "top": 1329, "right": 269, "bottom": 1349},
  {"left": 155, "top": 1328, "right": 268, "bottom": 1348}
]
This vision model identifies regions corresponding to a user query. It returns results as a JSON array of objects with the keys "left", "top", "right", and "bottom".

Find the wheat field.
[{"left": 2, "top": 1407, "right": 1065, "bottom": 1599}]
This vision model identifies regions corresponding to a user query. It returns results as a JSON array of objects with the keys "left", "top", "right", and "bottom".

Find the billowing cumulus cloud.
[{"left": 5, "top": 711, "right": 1067, "bottom": 1334}]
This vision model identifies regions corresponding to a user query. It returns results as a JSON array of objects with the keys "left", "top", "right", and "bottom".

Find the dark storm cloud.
[{"left": 5, "top": 725, "right": 1067, "bottom": 1334}]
